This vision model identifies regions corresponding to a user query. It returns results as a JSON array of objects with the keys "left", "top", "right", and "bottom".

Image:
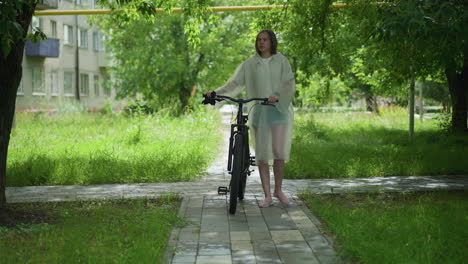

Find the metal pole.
[
  {"left": 419, "top": 81, "right": 423, "bottom": 121},
  {"left": 409, "top": 73, "right": 415, "bottom": 136}
]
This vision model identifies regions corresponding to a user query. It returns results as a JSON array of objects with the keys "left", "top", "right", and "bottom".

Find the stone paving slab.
[
  {"left": 162, "top": 193, "right": 337, "bottom": 264},
  {"left": 6, "top": 175, "right": 467, "bottom": 203},
  {"left": 5, "top": 175, "right": 468, "bottom": 203}
]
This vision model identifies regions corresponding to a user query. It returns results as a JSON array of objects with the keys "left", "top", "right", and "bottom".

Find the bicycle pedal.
[
  {"left": 249, "top": 156, "right": 256, "bottom": 166},
  {"left": 218, "top": 186, "right": 228, "bottom": 195}
]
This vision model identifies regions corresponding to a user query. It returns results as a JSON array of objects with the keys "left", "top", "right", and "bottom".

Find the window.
[
  {"left": 64, "top": 72, "right": 74, "bottom": 95},
  {"left": 64, "top": 25, "right": 73, "bottom": 45},
  {"left": 102, "top": 72, "right": 111, "bottom": 96},
  {"left": 51, "top": 20, "right": 57, "bottom": 38},
  {"left": 78, "top": 29, "right": 88, "bottom": 48},
  {"left": 51, "top": 71, "right": 58, "bottom": 96},
  {"left": 103, "top": 84, "right": 111, "bottom": 96},
  {"left": 91, "top": 0, "right": 99, "bottom": 9},
  {"left": 93, "top": 31, "right": 106, "bottom": 51},
  {"left": 103, "top": 35, "right": 110, "bottom": 52},
  {"left": 94, "top": 75, "right": 100, "bottom": 96},
  {"left": 32, "top": 67, "right": 45, "bottom": 94},
  {"left": 93, "top": 32, "right": 99, "bottom": 51},
  {"left": 80, "top": 73, "right": 89, "bottom": 96},
  {"left": 17, "top": 78, "right": 24, "bottom": 95},
  {"left": 31, "top": 17, "right": 42, "bottom": 33}
]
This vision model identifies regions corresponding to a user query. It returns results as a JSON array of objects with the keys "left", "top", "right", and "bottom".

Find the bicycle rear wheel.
[{"left": 229, "top": 134, "right": 244, "bottom": 215}]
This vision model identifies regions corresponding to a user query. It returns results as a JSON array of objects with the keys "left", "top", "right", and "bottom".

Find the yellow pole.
[
  {"left": 34, "top": 3, "right": 365, "bottom": 16},
  {"left": 34, "top": 5, "right": 286, "bottom": 16}
]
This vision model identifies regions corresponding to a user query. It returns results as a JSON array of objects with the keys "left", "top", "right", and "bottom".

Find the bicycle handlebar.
[{"left": 202, "top": 91, "right": 276, "bottom": 105}]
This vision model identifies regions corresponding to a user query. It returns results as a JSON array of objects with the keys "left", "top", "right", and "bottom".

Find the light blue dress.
[{"left": 215, "top": 52, "right": 295, "bottom": 163}]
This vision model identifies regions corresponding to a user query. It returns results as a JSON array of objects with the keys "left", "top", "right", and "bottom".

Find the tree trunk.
[
  {"left": 178, "top": 81, "right": 192, "bottom": 109},
  {"left": 365, "top": 96, "right": 379, "bottom": 114},
  {"left": 446, "top": 61, "right": 468, "bottom": 133},
  {"left": 0, "top": 60, "right": 19, "bottom": 207},
  {"left": 0, "top": 3, "right": 35, "bottom": 207}
]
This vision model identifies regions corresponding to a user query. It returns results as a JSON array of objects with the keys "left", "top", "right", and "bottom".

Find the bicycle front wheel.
[
  {"left": 229, "top": 134, "right": 244, "bottom": 215},
  {"left": 238, "top": 136, "right": 249, "bottom": 201}
]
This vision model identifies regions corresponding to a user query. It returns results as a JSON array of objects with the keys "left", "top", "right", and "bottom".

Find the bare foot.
[
  {"left": 274, "top": 191, "right": 289, "bottom": 205},
  {"left": 259, "top": 197, "right": 273, "bottom": 208}
]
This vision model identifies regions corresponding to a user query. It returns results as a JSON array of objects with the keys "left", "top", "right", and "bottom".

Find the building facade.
[{"left": 16, "top": 0, "right": 119, "bottom": 111}]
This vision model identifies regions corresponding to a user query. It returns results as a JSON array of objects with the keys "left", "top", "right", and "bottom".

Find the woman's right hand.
[{"left": 205, "top": 91, "right": 212, "bottom": 97}]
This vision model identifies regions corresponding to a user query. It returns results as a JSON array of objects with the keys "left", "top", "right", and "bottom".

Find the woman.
[{"left": 206, "top": 29, "right": 295, "bottom": 208}]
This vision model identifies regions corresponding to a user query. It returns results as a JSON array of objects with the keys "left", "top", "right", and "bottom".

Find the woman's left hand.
[{"left": 268, "top": 95, "right": 278, "bottom": 103}]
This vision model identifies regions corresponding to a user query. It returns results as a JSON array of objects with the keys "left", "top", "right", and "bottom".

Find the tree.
[
  {"left": 262, "top": 0, "right": 467, "bottom": 132},
  {"left": 0, "top": 0, "right": 261, "bottom": 206},
  {"left": 0, "top": 0, "right": 162, "bottom": 207},
  {"left": 346, "top": 47, "right": 406, "bottom": 114},
  {"left": 255, "top": 0, "right": 372, "bottom": 108},
  {"left": 92, "top": 0, "right": 260, "bottom": 112},
  {"left": 0, "top": 0, "right": 39, "bottom": 208},
  {"left": 347, "top": 0, "right": 467, "bottom": 132}
]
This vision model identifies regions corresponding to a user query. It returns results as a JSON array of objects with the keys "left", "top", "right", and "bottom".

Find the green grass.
[
  {"left": 286, "top": 108, "right": 468, "bottom": 178},
  {"left": 0, "top": 195, "right": 185, "bottom": 263},
  {"left": 7, "top": 110, "right": 222, "bottom": 186},
  {"left": 300, "top": 191, "right": 468, "bottom": 264}
]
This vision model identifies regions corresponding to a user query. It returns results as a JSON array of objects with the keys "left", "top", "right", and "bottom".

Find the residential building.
[{"left": 16, "top": 0, "right": 118, "bottom": 111}]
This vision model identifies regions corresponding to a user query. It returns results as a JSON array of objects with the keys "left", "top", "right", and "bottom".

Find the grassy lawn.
[
  {"left": 300, "top": 191, "right": 468, "bottom": 264},
  {"left": 286, "top": 108, "right": 468, "bottom": 179},
  {"left": 7, "top": 110, "right": 221, "bottom": 186},
  {"left": 0, "top": 195, "right": 184, "bottom": 263}
]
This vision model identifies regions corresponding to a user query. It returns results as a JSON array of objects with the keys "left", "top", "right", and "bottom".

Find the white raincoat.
[{"left": 215, "top": 52, "right": 295, "bottom": 163}]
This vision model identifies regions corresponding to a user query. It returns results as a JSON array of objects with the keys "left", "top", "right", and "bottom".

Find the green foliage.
[
  {"left": 0, "top": 196, "right": 184, "bottom": 263},
  {"left": 90, "top": 0, "right": 260, "bottom": 112},
  {"left": 369, "top": 0, "right": 467, "bottom": 78},
  {"left": 419, "top": 80, "right": 450, "bottom": 106},
  {"left": 123, "top": 99, "right": 155, "bottom": 116},
  {"left": 0, "top": 0, "right": 30, "bottom": 56},
  {"left": 347, "top": 46, "right": 406, "bottom": 98},
  {"left": 301, "top": 191, "right": 468, "bottom": 263},
  {"left": 0, "top": 0, "right": 47, "bottom": 57},
  {"left": 7, "top": 111, "right": 222, "bottom": 186},
  {"left": 436, "top": 114, "right": 453, "bottom": 133},
  {"left": 255, "top": 0, "right": 466, "bottom": 128},
  {"left": 286, "top": 110, "right": 468, "bottom": 178},
  {"left": 295, "top": 71, "right": 350, "bottom": 107}
]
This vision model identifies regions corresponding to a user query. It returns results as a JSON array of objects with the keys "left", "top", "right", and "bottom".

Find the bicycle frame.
[
  {"left": 202, "top": 93, "right": 272, "bottom": 214},
  {"left": 227, "top": 101, "right": 249, "bottom": 173},
  {"left": 204, "top": 94, "right": 272, "bottom": 172}
]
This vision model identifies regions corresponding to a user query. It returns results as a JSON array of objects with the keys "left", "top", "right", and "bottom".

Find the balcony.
[
  {"left": 36, "top": 0, "right": 58, "bottom": 10},
  {"left": 25, "top": 38, "right": 60, "bottom": 57}
]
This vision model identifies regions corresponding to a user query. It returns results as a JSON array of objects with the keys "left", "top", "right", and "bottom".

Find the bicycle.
[{"left": 202, "top": 91, "right": 275, "bottom": 214}]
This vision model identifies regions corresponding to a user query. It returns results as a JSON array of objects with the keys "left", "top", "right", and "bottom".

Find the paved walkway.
[{"left": 5, "top": 109, "right": 468, "bottom": 264}]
